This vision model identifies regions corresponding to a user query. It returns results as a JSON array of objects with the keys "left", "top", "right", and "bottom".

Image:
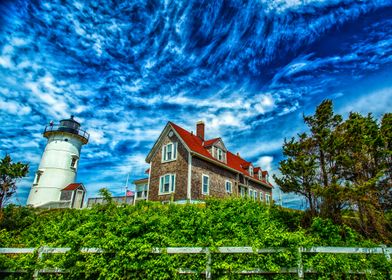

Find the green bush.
[{"left": 0, "top": 198, "right": 390, "bottom": 279}]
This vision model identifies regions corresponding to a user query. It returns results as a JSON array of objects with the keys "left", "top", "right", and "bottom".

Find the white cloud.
[
  {"left": 338, "top": 87, "right": 392, "bottom": 117},
  {"left": 255, "top": 156, "right": 274, "bottom": 171},
  {"left": 0, "top": 99, "right": 31, "bottom": 115}
]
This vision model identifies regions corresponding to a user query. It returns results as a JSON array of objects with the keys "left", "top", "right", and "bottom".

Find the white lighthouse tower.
[{"left": 27, "top": 116, "right": 89, "bottom": 208}]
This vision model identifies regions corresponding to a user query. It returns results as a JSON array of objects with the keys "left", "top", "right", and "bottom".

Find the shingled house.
[{"left": 145, "top": 121, "right": 273, "bottom": 203}]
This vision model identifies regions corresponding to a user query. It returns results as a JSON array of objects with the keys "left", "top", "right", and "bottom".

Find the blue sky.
[{"left": 1, "top": 0, "right": 391, "bottom": 209}]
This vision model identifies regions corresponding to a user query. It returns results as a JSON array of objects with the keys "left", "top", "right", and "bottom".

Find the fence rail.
[{"left": 1, "top": 246, "right": 391, "bottom": 279}]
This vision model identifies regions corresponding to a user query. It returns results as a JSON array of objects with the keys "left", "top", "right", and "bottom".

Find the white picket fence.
[{"left": 0, "top": 246, "right": 391, "bottom": 279}]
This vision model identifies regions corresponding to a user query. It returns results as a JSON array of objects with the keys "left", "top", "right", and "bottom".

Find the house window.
[
  {"left": 258, "top": 171, "right": 262, "bottom": 180},
  {"left": 162, "top": 142, "right": 177, "bottom": 162},
  {"left": 249, "top": 166, "right": 254, "bottom": 176},
  {"left": 240, "top": 186, "right": 246, "bottom": 197},
  {"left": 70, "top": 156, "right": 78, "bottom": 169},
  {"left": 225, "top": 180, "right": 232, "bottom": 193},
  {"left": 260, "top": 192, "right": 264, "bottom": 202},
  {"left": 266, "top": 194, "right": 271, "bottom": 204},
  {"left": 217, "top": 148, "right": 223, "bottom": 161},
  {"left": 253, "top": 191, "right": 258, "bottom": 201},
  {"left": 249, "top": 189, "right": 254, "bottom": 198},
  {"left": 159, "top": 174, "right": 176, "bottom": 194},
  {"left": 202, "top": 174, "right": 209, "bottom": 195}
]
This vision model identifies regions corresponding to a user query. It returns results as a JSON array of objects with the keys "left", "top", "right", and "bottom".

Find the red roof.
[
  {"left": 203, "top": 138, "right": 220, "bottom": 147},
  {"left": 63, "top": 183, "right": 84, "bottom": 191},
  {"left": 169, "top": 122, "right": 272, "bottom": 188}
]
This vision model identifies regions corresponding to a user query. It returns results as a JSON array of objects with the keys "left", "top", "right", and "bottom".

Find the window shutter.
[
  {"left": 171, "top": 174, "right": 176, "bottom": 192},
  {"left": 163, "top": 145, "right": 167, "bottom": 161},
  {"left": 173, "top": 142, "right": 177, "bottom": 159},
  {"left": 160, "top": 176, "right": 164, "bottom": 192}
]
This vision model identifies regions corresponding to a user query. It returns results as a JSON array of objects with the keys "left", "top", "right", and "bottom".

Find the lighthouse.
[{"left": 27, "top": 116, "right": 89, "bottom": 208}]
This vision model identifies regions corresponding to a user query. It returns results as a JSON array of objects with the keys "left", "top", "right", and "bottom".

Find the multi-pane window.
[
  {"left": 159, "top": 174, "right": 176, "bottom": 194},
  {"left": 249, "top": 166, "right": 254, "bottom": 176},
  {"left": 266, "top": 194, "right": 271, "bottom": 204},
  {"left": 217, "top": 148, "right": 223, "bottom": 161},
  {"left": 225, "top": 180, "right": 232, "bottom": 193},
  {"left": 162, "top": 142, "right": 177, "bottom": 162},
  {"left": 240, "top": 187, "right": 246, "bottom": 197},
  {"left": 249, "top": 189, "right": 254, "bottom": 198},
  {"left": 260, "top": 192, "right": 264, "bottom": 202},
  {"left": 253, "top": 191, "right": 258, "bottom": 201},
  {"left": 202, "top": 174, "right": 209, "bottom": 195},
  {"left": 258, "top": 171, "right": 262, "bottom": 180}
]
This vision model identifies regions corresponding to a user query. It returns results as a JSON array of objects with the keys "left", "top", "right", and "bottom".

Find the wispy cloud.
[{"left": 0, "top": 0, "right": 391, "bottom": 208}]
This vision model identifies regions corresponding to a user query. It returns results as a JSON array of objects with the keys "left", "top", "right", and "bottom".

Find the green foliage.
[
  {"left": 0, "top": 154, "right": 29, "bottom": 209},
  {"left": 0, "top": 199, "right": 391, "bottom": 279},
  {"left": 274, "top": 100, "right": 392, "bottom": 241}
]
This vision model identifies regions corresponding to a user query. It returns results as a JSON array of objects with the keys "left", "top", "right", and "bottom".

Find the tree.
[
  {"left": 0, "top": 154, "right": 29, "bottom": 209},
  {"left": 273, "top": 133, "right": 319, "bottom": 216},
  {"left": 335, "top": 113, "right": 389, "bottom": 240}
]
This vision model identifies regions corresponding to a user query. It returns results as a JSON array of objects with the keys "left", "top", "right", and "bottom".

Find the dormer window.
[
  {"left": 217, "top": 148, "right": 223, "bottom": 161},
  {"left": 249, "top": 166, "right": 254, "bottom": 176},
  {"left": 258, "top": 170, "right": 262, "bottom": 180},
  {"left": 162, "top": 142, "right": 177, "bottom": 162}
]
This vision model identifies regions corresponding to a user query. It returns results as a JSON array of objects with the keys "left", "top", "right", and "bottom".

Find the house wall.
[
  {"left": 148, "top": 131, "right": 189, "bottom": 202},
  {"left": 248, "top": 179, "right": 272, "bottom": 195},
  {"left": 191, "top": 156, "right": 238, "bottom": 200}
]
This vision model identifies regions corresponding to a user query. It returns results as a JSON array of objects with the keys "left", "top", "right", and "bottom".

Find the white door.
[{"left": 74, "top": 190, "right": 84, "bottom": 208}]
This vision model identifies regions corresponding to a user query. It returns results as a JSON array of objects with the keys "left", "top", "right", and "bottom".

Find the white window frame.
[
  {"left": 260, "top": 191, "right": 264, "bottom": 202},
  {"left": 253, "top": 190, "right": 258, "bottom": 201},
  {"left": 240, "top": 186, "right": 246, "bottom": 197},
  {"left": 159, "top": 173, "right": 176, "bottom": 195},
  {"left": 258, "top": 170, "right": 262, "bottom": 180},
  {"left": 70, "top": 155, "right": 78, "bottom": 169},
  {"left": 266, "top": 194, "right": 271, "bottom": 204},
  {"left": 249, "top": 166, "right": 254, "bottom": 176},
  {"left": 202, "top": 174, "right": 209, "bottom": 195},
  {"left": 33, "top": 170, "right": 43, "bottom": 185},
  {"left": 217, "top": 148, "right": 223, "bottom": 161},
  {"left": 162, "top": 142, "right": 177, "bottom": 162},
  {"left": 225, "top": 180, "right": 232, "bottom": 193},
  {"left": 249, "top": 189, "right": 254, "bottom": 198}
]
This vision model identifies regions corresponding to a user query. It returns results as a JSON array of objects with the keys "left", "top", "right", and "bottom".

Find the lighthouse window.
[
  {"left": 34, "top": 170, "right": 43, "bottom": 185},
  {"left": 70, "top": 157, "right": 78, "bottom": 168},
  {"left": 162, "top": 142, "right": 177, "bottom": 162}
]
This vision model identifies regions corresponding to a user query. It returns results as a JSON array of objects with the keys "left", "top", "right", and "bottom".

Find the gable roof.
[
  {"left": 203, "top": 138, "right": 220, "bottom": 147},
  {"left": 62, "top": 183, "right": 85, "bottom": 191},
  {"left": 169, "top": 122, "right": 272, "bottom": 188}
]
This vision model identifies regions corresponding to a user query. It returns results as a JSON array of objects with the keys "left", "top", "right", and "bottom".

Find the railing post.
[
  {"left": 297, "top": 247, "right": 304, "bottom": 279},
  {"left": 33, "top": 246, "right": 45, "bottom": 280},
  {"left": 381, "top": 245, "right": 391, "bottom": 280},
  {"left": 205, "top": 248, "right": 211, "bottom": 280}
]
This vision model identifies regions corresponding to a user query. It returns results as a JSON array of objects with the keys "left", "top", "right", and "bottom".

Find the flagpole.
[{"left": 125, "top": 173, "right": 130, "bottom": 194}]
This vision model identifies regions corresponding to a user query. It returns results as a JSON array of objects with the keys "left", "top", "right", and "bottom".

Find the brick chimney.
[{"left": 196, "top": 121, "right": 205, "bottom": 140}]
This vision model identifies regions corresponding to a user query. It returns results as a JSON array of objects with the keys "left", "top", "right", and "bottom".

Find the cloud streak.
[{"left": 0, "top": 0, "right": 391, "bottom": 207}]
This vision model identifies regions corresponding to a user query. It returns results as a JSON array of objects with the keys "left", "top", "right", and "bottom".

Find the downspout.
[
  {"left": 187, "top": 151, "right": 192, "bottom": 202},
  {"left": 146, "top": 162, "right": 152, "bottom": 201}
]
